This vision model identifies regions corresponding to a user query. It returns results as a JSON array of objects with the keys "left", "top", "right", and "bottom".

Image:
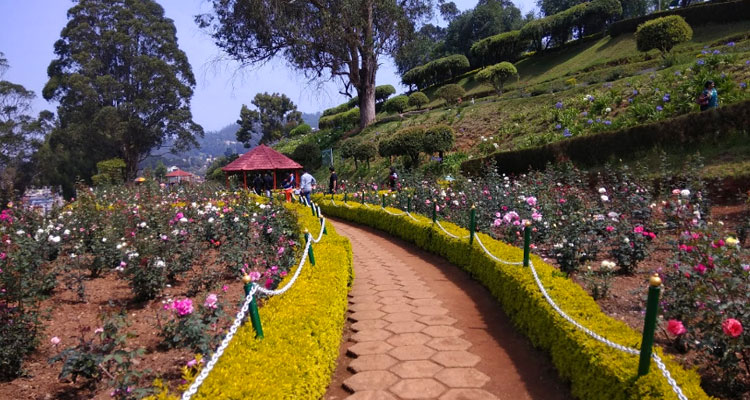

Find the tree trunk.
[{"left": 358, "top": 62, "right": 377, "bottom": 128}]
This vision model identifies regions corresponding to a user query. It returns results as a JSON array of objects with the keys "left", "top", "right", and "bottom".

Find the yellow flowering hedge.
[
  {"left": 187, "top": 202, "right": 352, "bottom": 399},
  {"left": 315, "top": 194, "right": 711, "bottom": 400}
]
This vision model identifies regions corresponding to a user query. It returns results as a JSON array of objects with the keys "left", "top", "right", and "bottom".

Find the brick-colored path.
[{"left": 326, "top": 220, "right": 571, "bottom": 400}]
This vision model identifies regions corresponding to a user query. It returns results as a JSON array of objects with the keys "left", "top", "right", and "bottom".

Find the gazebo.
[
  {"left": 221, "top": 144, "right": 303, "bottom": 190},
  {"left": 165, "top": 168, "right": 196, "bottom": 184}
]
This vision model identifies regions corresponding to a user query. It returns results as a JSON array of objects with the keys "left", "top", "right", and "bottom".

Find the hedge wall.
[
  {"left": 318, "top": 107, "right": 359, "bottom": 130},
  {"left": 315, "top": 196, "right": 710, "bottom": 400},
  {"left": 187, "top": 202, "right": 353, "bottom": 399},
  {"left": 461, "top": 99, "right": 750, "bottom": 176},
  {"left": 608, "top": 0, "right": 750, "bottom": 37}
]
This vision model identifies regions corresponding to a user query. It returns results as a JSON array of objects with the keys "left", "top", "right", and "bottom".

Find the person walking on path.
[
  {"left": 387, "top": 167, "right": 398, "bottom": 192},
  {"left": 300, "top": 169, "right": 316, "bottom": 205},
  {"left": 328, "top": 167, "right": 338, "bottom": 194},
  {"left": 252, "top": 173, "right": 264, "bottom": 195},
  {"left": 282, "top": 174, "right": 294, "bottom": 202},
  {"left": 263, "top": 172, "right": 274, "bottom": 198},
  {"left": 699, "top": 80, "right": 718, "bottom": 111}
]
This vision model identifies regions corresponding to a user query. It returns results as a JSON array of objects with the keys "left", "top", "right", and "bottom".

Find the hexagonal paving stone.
[
  {"left": 377, "top": 290, "right": 405, "bottom": 298},
  {"left": 352, "top": 319, "right": 389, "bottom": 332},
  {"left": 349, "top": 302, "right": 382, "bottom": 312},
  {"left": 345, "top": 391, "right": 398, "bottom": 400},
  {"left": 373, "top": 284, "right": 402, "bottom": 291},
  {"left": 385, "top": 321, "right": 427, "bottom": 334},
  {"left": 377, "top": 296, "right": 410, "bottom": 305},
  {"left": 423, "top": 325, "right": 464, "bottom": 338},
  {"left": 350, "top": 310, "right": 386, "bottom": 322},
  {"left": 389, "top": 345, "right": 436, "bottom": 361},
  {"left": 384, "top": 312, "right": 419, "bottom": 323},
  {"left": 390, "top": 359, "right": 444, "bottom": 378},
  {"left": 351, "top": 295, "right": 380, "bottom": 304},
  {"left": 418, "top": 315, "right": 458, "bottom": 326},
  {"left": 343, "top": 370, "right": 398, "bottom": 392},
  {"left": 434, "top": 368, "right": 490, "bottom": 388},
  {"left": 386, "top": 332, "right": 431, "bottom": 347},
  {"left": 426, "top": 337, "right": 472, "bottom": 351},
  {"left": 389, "top": 378, "right": 447, "bottom": 399},
  {"left": 431, "top": 351, "right": 481, "bottom": 368},
  {"left": 348, "top": 354, "right": 398, "bottom": 373},
  {"left": 380, "top": 303, "right": 415, "bottom": 314},
  {"left": 409, "top": 298, "right": 442, "bottom": 306},
  {"left": 438, "top": 389, "right": 499, "bottom": 400},
  {"left": 413, "top": 306, "right": 449, "bottom": 316},
  {"left": 352, "top": 329, "right": 393, "bottom": 343},
  {"left": 348, "top": 341, "right": 394, "bottom": 357},
  {"left": 405, "top": 291, "right": 436, "bottom": 299}
]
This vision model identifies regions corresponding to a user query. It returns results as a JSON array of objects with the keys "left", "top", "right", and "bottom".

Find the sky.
[{"left": 0, "top": 0, "right": 537, "bottom": 132}]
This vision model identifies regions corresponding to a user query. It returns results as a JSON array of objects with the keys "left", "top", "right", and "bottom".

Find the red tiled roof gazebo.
[
  {"left": 221, "top": 145, "right": 302, "bottom": 190},
  {"left": 165, "top": 169, "right": 196, "bottom": 184}
]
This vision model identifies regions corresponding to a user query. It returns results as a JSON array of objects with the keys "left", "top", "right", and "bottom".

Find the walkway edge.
[{"left": 316, "top": 196, "right": 709, "bottom": 400}]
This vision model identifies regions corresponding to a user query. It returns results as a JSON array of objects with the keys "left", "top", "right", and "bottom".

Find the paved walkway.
[{"left": 326, "top": 220, "right": 571, "bottom": 400}]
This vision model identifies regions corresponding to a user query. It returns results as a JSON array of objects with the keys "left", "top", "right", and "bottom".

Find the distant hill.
[{"left": 302, "top": 111, "right": 322, "bottom": 129}]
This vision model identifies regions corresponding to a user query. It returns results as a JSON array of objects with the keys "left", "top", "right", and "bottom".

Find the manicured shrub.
[
  {"left": 318, "top": 107, "right": 359, "bottom": 130},
  {"left": 322, "top": 102, "right": 352, "bottom": 117},
  {"left": 378, "top": 135, "right": 397, "bottom": 159},
  {"left": 635, "top": 15, "right": 692, "bottom": 57},
  {"left": 92, "top": 158, "right": 126, "bottom": 186},
  {"left": 375, "top": 85, "right": 396, "bottom": 103},
  {"left": 383, "top": 95, "right": 409, "bottom": 114},
  {"left": 436, "top": 84, "right": 465, "bottom": 106},
  {"left": 401, "top": 55, "right": 470, "bottom": 90},
  {"left": 475, "top": 62, "right": 518, "bottom": 95},
  {"left": 470, "top": 30, "right": 528, "bottom": 67},
  {"left": 391, "top": 126, "right": 425, "bottom": 166},
  {"left": 423, "top": 125, "right": 455, "bottom": 160},
  {"left": 407, "top": 92, "right": 429, "bottom": 110},
  {"left": 291, "top": 142, "right": 322, "bottom": 171},
  {"left": 289, "top": 123, "right": 312, "bottom": 137},
  {"left": 353, "top": 141, "right": 377, "bottom": 168}
]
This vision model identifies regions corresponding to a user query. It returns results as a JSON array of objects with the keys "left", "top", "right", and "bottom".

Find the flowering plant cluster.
[{"left": 159, "top": 293, "right": 228, "bottom": 355}]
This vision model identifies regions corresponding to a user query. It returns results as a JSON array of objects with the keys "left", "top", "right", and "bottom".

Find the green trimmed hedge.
[
  {"left": 461, "top": 99, "right": 750, "bottom": 176},
  {"left": 608, "top": 0, "right": 750, "bottom": 37},
  {"left": 318, "top": 107, "right": 359, "bottom": 130},
  {"left": 315, "top": 196, "right": 710, "bottom": 400},
  {"left": 190, "top": 202, "right": 353, "bottom": 399}
]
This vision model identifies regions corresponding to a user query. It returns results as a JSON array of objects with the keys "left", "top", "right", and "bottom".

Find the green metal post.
[
  {"left": 432, "top": 200, "right": 437, "bottom": 223},
  {"left": 243, "top": 281, "right": 264, "bottom": 339},
  {"left": 320, "top": 217, "right": 327, "bottom": 234},
  {"left": 523, "top": 224, "right": 531, "bottom": 267},
  {"left": 361, "top": 191, "right": 365, "bottom": 204},
  {"left": 407, "top": 196, "right": 411, "bottom": 213},
  {"left": 469, "top": 206, "right": 476, "bottom": 245},
  {"left": 638, "top": 275, "right": 662, "bottom": 376},
  {"left": 381, "top": 193, "right": 385, "bottom": 208},
  {"left": 311, "top": 202, "right": 316, "bottom": 215},
  {"left": 307, "top": 232, "right": 316, "bottom": 266},
  {"left": 344, "top": 192, "right": 348, "bottom": 203}
]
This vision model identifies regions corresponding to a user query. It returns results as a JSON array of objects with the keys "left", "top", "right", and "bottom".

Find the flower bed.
[{"left": 316, "top": 193, "right": 709, "bottom": 400}]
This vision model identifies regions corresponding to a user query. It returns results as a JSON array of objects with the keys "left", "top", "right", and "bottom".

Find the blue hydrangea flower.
[
  {"left": 663, "top": 94, "right": 670, "bottom": 102},
  {"left": 555, "top": 123, "right": 562, "bottom": 129},
  {"left": 741, "top": 82, "right": 747, "bottom": 89},
  {"left": 604, "top": 120, "right": 612, "bottom": 126},
  {"left": 713, "top": 50, "right": 721, "bottom": 55},
  {"left": 596, "top": 118, "right": 601, "bottom": 123},
  {"left": 656, "top": 105, "right": 663, "bottom": 111},
  {"left": 697, "top": 59, "right": 705, "bottom": 66},
  {"left": 674, "top": 71, "right": 681, "bottom": 76},
  {"left": 587, "top": 119, "right": 594, "bottom": 124},
  {"left": 563, "top": 129, "right": 571, "bottom": 137},
  {"left": 632, "top": 89, "right": 638, "bottom": 95},
  {"left": 581, "top": 111, "right": 588, "bottom": 117},
  {"left": 727, "top": 42, "right": 736, "bottom": 47}
]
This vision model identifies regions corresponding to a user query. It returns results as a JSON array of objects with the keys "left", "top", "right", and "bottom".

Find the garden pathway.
[{"left": 325, "top": 220, "right": 572, "bottom": 400}]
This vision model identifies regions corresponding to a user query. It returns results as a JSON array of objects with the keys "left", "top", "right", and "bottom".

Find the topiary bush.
[
  {"left": 436, "top": 84, "right": 465, "bottom": 106},
  {"left": 289, "top": 123, "right": 312, "bottom": 137},
  {"left": 383, "top": 95, "right": 409, "bottom": 114},
  {"left": 401, "top": 55, "right": 470, "bottom": 90},
  {"left": 375, "top": 85, "right": 396, "bottom": 104},
  {"left": 635, "top": 15, "right": 692, "bottom": 57},
  {"left": 476, "top": 62, "right": 518, "bottom": 95},
  {"left": 391, "top": 126, "right": 425, "bottom": 167},
  {"left": 318, "top": 107, "right": 359, "bottom": 130},
  {"left": 423, "top": 125, "right": 455, "bottom": 160},
  {"left": 353, "top": 141, "right": 377, "bottom": 168},
  {"left": 92, "top": 158, "right": 126, "bottom": 186},
  {"left": 291, "top": 142, "right": 322, "bottom": 171},
  {"left": 470, "top": 30, "right": 528, "bottom": 67},
  {"left": 408, "top": 92, "right": 429, "bottom": 110}
]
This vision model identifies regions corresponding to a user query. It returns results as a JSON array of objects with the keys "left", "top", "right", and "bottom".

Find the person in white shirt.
[{"left": 300, "top": 168, "right": 316, "bottom": 204}]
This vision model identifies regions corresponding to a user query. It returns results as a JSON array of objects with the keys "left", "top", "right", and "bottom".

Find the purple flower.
[
  {"left": 746, "top": 60, "right": 750, "bottom": 66},
  {"left": 555, "top": 124, "right": 562, "bottom": 129},
  {"left": 721, "top": 73, "right": 726, "bottom": 79},
  {"left": 656, "top": 105, "right": 663, "bottom": 111},
  {"left": 555, "top": 101, "right": 563, "bottom": 109},
  {"left": 674, "top": 71, "right": 681, "bottom": 76},
  {"left": 581, "top": 111, "right": 588, "bottom": 117},
  {"left": 741, "top": 82, "right": 747, "bottom": 89},
  {"left": 604, "top": 120, "right": 612, "bottom": 126},
  {"left": 713, "top": 49, "right": 720, "bottom": 55},
  {"left": 727, "top": 41, "right": 735, "bottom": 47},
  {"left": 655, "top": 88, "right": 659, "bottom": 93},
  {"left": 663, "top": 94, "right": 670, "bottom": 102},
  {"left": 587, "top": 119, "right": 594, "bottom": 124},
  {"left": 697, "top": 59, "right": 705, "bottom": 66},
  {"left": 595, "top": 118, "right": 601, "bottom": 123},
  {"left": 701, "top": 50, "right": 709, "bottom": 55},
  {"left": 563, "top": 128, "right": 571, "bottom": 137},
  {"left": 632, "top": 89, "right": 638, "bottom": 95}
]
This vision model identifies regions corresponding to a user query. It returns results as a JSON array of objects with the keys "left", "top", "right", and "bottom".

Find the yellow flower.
[{"left": 726, "top": 237, "right": 739, "bottom": 246}]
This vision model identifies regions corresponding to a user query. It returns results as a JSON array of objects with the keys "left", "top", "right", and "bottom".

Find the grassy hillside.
[{"left": 275, "top": 20, "right": 750, "bottom": 184}]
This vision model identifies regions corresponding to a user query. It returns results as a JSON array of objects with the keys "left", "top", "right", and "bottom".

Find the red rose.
[{"left": 722, "top": 318, "right": 743, "bottom": 338}]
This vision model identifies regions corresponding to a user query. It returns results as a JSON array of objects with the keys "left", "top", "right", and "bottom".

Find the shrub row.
[
  {"left": 520, "top": 0, "right": 621, "bottom": 51},
  {"left": 402, "top": 54, "right": 470, "bottom": 90},
  {"left": 318, "top": 107, "right": 359, "bottom": 130},
  {"left": 608, "top": 0, "right": 750, "bottom": 37},
  {"left": 462, "top": 99, "right": 750, "bottom": 176},
  {"left": 315, "top": 196, "right": 709, "bottom": 400},
  {"left": 470, "top": 30, "right": 528, "bottom": 67},
  {"left": 189, "top": 202, "right": 353, "bottom": 399}
]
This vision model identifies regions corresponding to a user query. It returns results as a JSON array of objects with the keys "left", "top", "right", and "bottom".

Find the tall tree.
[
  {"left": 444, "top": 0, "right": 523, "bottom": 56},
  {"left": 43, "top": 0, "right": 203, "bottom": 186},
  {"left": 0, "top": 52, "right": 52, "bottom": 203},
  {"left": 197, "top": 0, "right": 433, "bottom": 130},
  {"left": 236, "top": 92, "right": 303, "bottom": 146},
  {"left": 392, "top": 23, "right": 447, "bottom": 75}
]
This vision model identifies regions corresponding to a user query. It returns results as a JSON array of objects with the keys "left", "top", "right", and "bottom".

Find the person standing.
[
  {"left": 328, "top": 167, "right": 338, "bottom": 194},
  {"left": 699, "top": 80, "right": 718, "bottom": 111},
  {"left": 282, "top": 174, "right": 294, "bottom": 202},
  {"left": 252, "top": 173, "right": 264, "bottom": 195},
  {"left": 263, "top": 172, "right": 274, "bottom": 198},
  {"left": 388, "top": 167, "right": 398, "bottom": 192},
  {"left": 300, "top": 168, "right": 316, "bottom": 205}
]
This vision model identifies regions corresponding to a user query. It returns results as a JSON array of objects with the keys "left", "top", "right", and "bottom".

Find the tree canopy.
[
  {"left": 237, "top": 92, "right": 302, "bottom": 146},
  {"left": 443, "top": 0, "right": 523, "bottom": 56},
  {"left": 198, "top": 0, "right": 433, "bottom": 129},
  {"left": 42, "top": 0, "right": 203, "bottom": 191}
]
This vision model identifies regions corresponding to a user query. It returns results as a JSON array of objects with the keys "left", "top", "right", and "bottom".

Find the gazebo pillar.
[
  {"left": 225, "top": 172, "right": 229, "bottom": 189},
  {"left": 273, "top": 170, "right": 277, "bottom": 189},
  {"left": 295, "top": 170, "right": 300, "bottom": 188},
  {"left": 243, "top": 171, "right": 247, "bottom": 190}
]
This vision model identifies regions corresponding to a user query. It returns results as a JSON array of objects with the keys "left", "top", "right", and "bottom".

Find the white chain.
[
  {"left": 381, "top": 206, "right": 406, "bottom": 216},
  {"left": 435, "top": 220, "right": 470, "bottom": 239},
  {"left": 180, "top": 284, "right": 258, "bottom": 400},
  {"left": 474, "top": 234, "right": 524, "bottom": 265},
  {"left": 652, "top": 353, "right": 689, "bottom": 400},
  {"left": 256, "top": 237, "right": 311, "bottom": 296},
  {"left": 405, "top": 212, "right": 421, "bottom": 222}
]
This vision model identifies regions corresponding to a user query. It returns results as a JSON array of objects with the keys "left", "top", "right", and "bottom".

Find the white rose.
[
  {"left": 598, "top": 187, "right": 607, "bottom": 194},
  {"left": 208, "top": 217, "right": 214, "bottom": 223},
  {"left": 101, "top": 237, "right": 107, "bottom": 242},
  {"left": 139, "top": 222, "right": 147, "bottom": 228},
  {"left": 179, "top": 217, "right": 188, "bottom": 223},
  {"left": 680, "top": 189, "right": 690, "bottom": 198},
  {"left": 63, "top": 229, "right": 71, "bottom": 235},
  {"left": 49, "top": 235, "right": 61, "bottom": 243},
  {"left": 600, "top": 195, "right": 609, "bottom": 202}
]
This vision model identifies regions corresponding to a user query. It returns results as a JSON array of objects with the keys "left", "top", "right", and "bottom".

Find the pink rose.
[
  {"left": 51, "top": 336, "right": 61, "bottom": 345},
  {"left": 249, "top": 271, "right": 261, "bottom": 282},
  {"left": 222, "top": 285, "right": 229, "bottom": 292},
  {"left": 667, "top": 320, "right": 687, "bottom": 336},
  {"left": 526, "top": 196, "right": 537, "bottom": 206},
  {"left": 693, "top": 264, "right": 707, "bottom": 275},
  {"left": 173, "top": 298, "right": 194, "bottom": 316},
  {"left": 605, "top": 226, "right": 614, "bottom": 232},
  {"left": 203, "top": 294, "right": 218, "bottom": 309},
  {"left": 722, "top": 318, "right": 743, "bottom": 338},
  {"left": 0, "top": 252, "right": 6, "bottom": 260}
]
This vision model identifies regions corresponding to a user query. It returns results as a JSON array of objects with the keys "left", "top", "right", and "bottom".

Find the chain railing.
[
  {"left": 322, "top": 192, "right": 689, "bottom": 400},
  {"left": 180, "top": 199, "right": 327, "bottom": 400}
]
